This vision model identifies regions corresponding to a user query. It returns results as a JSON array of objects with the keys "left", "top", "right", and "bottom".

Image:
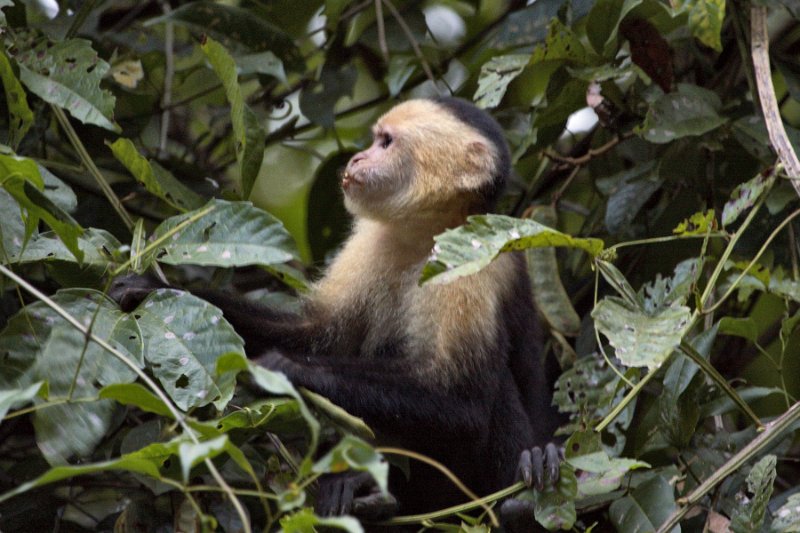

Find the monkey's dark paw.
[
  {"left": 108, "top": 274, "right": 165, "bottom": 312},
  {"left": 518, "top": 442, "right": 562, "bottom": 491},
  {"left": 316, "top": 472, "right": 398, "bottom": 521}
]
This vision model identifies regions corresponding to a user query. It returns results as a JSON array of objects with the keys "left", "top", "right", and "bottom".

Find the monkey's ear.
[{"left": 461, "top": 141, "right": 495, "bottom": 189}]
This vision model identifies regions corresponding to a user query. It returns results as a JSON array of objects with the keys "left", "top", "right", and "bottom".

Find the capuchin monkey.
[{"left": 111, "top": 97, "right": 560, "bottom": 526}]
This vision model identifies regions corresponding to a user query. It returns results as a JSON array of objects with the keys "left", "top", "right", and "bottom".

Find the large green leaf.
[
  {"left": 639, "top": 84, "right": 726, "bottom": 143},
  {"left": 0, "top": 49, "right": 33, "bottom": 148},
  {"left": 152, "top": 199, "right": 299, "bottom": 268},
  {"left": 592, "top": 296, "right": 691, "bottom": 371},
  {"left": 16, "top": 39, "right": 118, "bottom": 132},
  {"left": 108, "top": 138, "right": 205, "bottom": 212},
  {"left": 129, "top": 290, "right": 243, "bottom": 411},
  {"left": 0, "top": 289, "right": 143, "bottom": 391},
  {"left": 421, "top": 214, "right": 603, "bottom": 285},
  {"left": 609, "top": 474, "right": 680, "bottom": 533},
  {"left": 200, "top": 36, "right": 266, "bottom": 199}
]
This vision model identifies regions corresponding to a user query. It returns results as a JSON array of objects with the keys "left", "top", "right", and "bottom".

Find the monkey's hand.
[
  {"left": 518, "top": 442, "right": 562, "bottom": 491},
  {"left": 500, "top": 443, "right": 563, "bottom": 531},
  {"left": 108, "top": 274, "right": 166, "bottom": 312},
  {"left": 316, "top": 472, "right": 398, "bottom": 521}
]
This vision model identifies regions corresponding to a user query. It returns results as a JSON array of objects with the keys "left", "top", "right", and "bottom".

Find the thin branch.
[
  {"left": 656, "top": 399, "right": 800, "bottom": 533},
  {"left": 51, "top": 106, "right": 135, "bottom": 231},
  {"left": 545, "top": 132, "right": 634, "bottom": 167},
  {"left": 375, "top": 0, "right": 389, "bottom": 63},
  {"left": 382, "top": 0, "right": 436, "bottom": 86},
  {"left": 751, "top": 6, "right": 800, "bottom": 196},
  {"left": 159, "top": 0, "right": 174, "bottom": 158}
]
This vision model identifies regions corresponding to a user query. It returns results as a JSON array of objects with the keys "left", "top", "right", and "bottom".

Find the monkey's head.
[{"left": 342, "top": 97, "right": 510, "bottom": 223}]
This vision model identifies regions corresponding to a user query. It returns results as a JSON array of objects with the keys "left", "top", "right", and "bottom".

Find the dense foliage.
[{"left": 1, "top": 0, "right": 800, "bottom": 531}]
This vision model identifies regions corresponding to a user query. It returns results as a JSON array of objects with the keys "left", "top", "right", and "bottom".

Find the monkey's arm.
[
  {"left": 109, "top": 275, "right": 330, "bottom": 353},
  {"left": 256, "top": 350, "right": 490, "bottom": 434}
]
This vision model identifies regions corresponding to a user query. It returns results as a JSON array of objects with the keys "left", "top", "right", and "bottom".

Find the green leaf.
[
  {"left": 0, "top": 451, "right": 163, "bottom": 504},
  {"left": 639, "top": 84, "right": 726, "bottom": 143},
  {"left": 128, "top": 289, "right": 243, "bottom": 411},
  {"left": 302, "top": 388, "right": 375, "bottom": 440},
  {"left": 473, "top": 54, "right": 530, "bottom": 109},
  {"left": 178, "top": 435, "right": 229, "bottom": 483},
  {"left": 200, "top": 36, "right": 266, "bottom": 199},
  {"left": 609, "top": 474, "right": 680, "bottom": 533},
  {"left": 587, "top": 0, "right": 644, "bottom": 56},
  {"left": 721, "top": 170, "right": 776, "bottom": 227},
  {"left": 673, "top": 0, "right": 725, "bottom": 51},
  {"left": 108, "top": 138, "right": 205, "bottom": 212},
  {"left": 718, "top": 317, "right": 759, "bottom": 341},
  {"left": 0, "top": 381, "right": 45, "bottom": 423},
  {"left": 32, "top": 325, "right": 118, "bottom": 464},
  {"left": 526, "top": 207, "right": 581, "bottom": 337},
  {"left": 299, "top": 59, "right": 357, "bottom": 128},
  {"left": 248, "top": 364, "right": 320, "bottom": 457},
  {"left": 0, "top": 289, "right": 143, "bottom": 391},
  {"left": 16, "top": 39, "right": 118, "bottom": 132},
  {"left": 152, "top": 199, "right": 299, "bottom": 268},
  {"left": 600, "top": 162, "right": 661, "bottom": 235},
  {"left": 532, "top": 463, "right": 578, "bottom": 530},
  {"left": 385, "top": 55, "right": 417, "bottom": 97},
  {"left": 592, "top": 297, "right": 691, "bottom": 371},
  {"left": 0, "top": 154, "right": 84, "bottom": 263},
  {"left": 99, "top": 383, "right": 173, "bottom": 418},
  {"left": 771, "top": 493, "right": 800, "bottom": 532},
  {"left": 38, "top": 164, "right": 77, "bottom": 213},
  {"left": 236, "top": 51, "right": 287, "bottom": 83},
  {"left": 6, "top": 228, "right": 120, "bottom": 268},
  {"left": 421, "top": 214, "right": 604, "bottom": 285},
  {"left": 0, "top": 50, "right": 33, "bottom": 148},
  {"left": 280, "top": 508, "right": 363, "bottom": 533},
  {"left": 731, "top": 455, "right": 777, "bottom": 533},
  {"left": 312, "top": 435, "right": 389, "bottom": 493},
  {"left": 673, "top": 210, "right": 716, "bottom": 236}
]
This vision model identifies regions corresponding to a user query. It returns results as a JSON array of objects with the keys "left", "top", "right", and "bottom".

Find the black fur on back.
[{"left": 434, "top": 96, "right": 511, "bottom": 210}]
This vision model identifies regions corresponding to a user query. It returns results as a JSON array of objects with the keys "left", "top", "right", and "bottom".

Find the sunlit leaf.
[
  {"left": 280, "top": 508, "right": 363, "bottom": 533},
  {"left": 673, "top": 0, "right": 725, "bottom": 51},
  {"left": 421, "top": 214, "right": 603, "bottom": 285},
  {"left": 593, "top": 297, "right": 691, "bottom": 371},
  {"left": 152, "top": 199, "right": 299, "bottom": 268}
]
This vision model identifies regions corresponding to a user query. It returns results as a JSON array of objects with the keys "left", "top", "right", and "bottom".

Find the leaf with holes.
[
  {"left": 421, "top": 214, "right": 603, "bottom": 285},
  {"left": 16, "top": 39, "right": 118, "bottom": 132},
  {"left": 592, "top": 297, "right": 691, "bottom": 371},
  {"left": 129, "top": 289, "right": 244, "bottom": 411},
  {"left": 152, "top": 199, "right": 299, "bottom": 268},
  {"left": 474, "top": 54, "right": 530, "bottom": 109},
  {"left": 639, "top": 84, "right": 726, "bottom": 143}
]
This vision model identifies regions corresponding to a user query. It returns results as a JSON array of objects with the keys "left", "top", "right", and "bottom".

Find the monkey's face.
[{"left": 342, "top": 100, "right": 499, "bottom": 221}]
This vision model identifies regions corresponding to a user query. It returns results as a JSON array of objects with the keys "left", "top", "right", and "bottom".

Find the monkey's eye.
[{"left": 380, "top": 134, "right": 393, "bottom": 149}]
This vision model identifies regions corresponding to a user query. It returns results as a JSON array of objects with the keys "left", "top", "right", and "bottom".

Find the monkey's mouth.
[{"left": 340, "top": 170, "right": 364, "bottom": 191}]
